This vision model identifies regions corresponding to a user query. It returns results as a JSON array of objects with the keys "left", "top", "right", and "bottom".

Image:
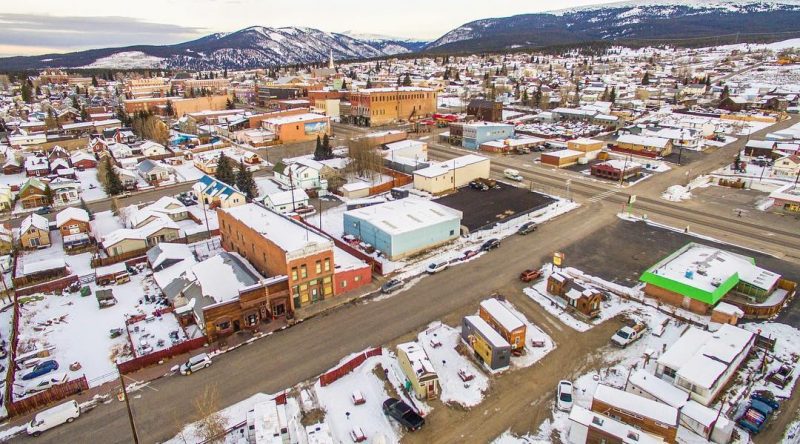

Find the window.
[
  {"left": 450, "top": 230, "right": 455, "bottom": 235},
  {"left": 246, "top": 313, "right": 258, "bottom": 326},
  {"left": 354, "top": 276, "right": 361, "bottom": 282},
  {"left": 324, "top": 258, "right": 330, "bottom": 272},
  {"left": 342, "top": 280, "right": 347, "bottom": 288},
  {"left": 316, "top": 260, "right": 321, "bottom": 273},
  {"left": 291, "top": 267, "right": 298, "bottom": 281},
  {"left": 301, "top": 265, "right": 307, "bottom": 278},
  {"left": 216, "top": 320, "right": 231, "bottom": 331}
]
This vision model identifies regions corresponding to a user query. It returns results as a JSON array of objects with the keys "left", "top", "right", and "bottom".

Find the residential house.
[
  {"left": 0, "top": 224, "right": 13, "bottom": 255},
  {"left": 744, "top": 140, "right": 776, "bottom": 158},
  {"left": 47, "top": 145, "right": 71, "bottom": 163},
  {"left": 137, "top": 159, "right": 171, "bottom": 185},
  {"left": 24, "top": 155, "right": 50, "bottom": 177},
  {"left": 546, "top": 272, "right": 603, "bottom": 319},
  {"left": 113, "top": 166, "right": 139, "bottom": 190},
  {"left": 591, "top": 384, "right": 679, "bottom": 443},
  {"left": 772, "top": 155, "right": 800, "bottom": 178},
  {"left": 70, "top": 151, "right": 97, "bottom": 169},
  {"left": 2, "top": 158, "right": 22, "bottom": 175},
  {"left": 49, "top": 179, "right": 81, "bottom": 206},
  {"left": 102, "top": 217, "right": 181, "bottom": 257},
  {"left": 478, "top": 298, "right": 526, "bottom": 351},
  {"left": 87, "top": 137, "right": 109, "bottom": 154},
  {"left": 126, "top": 197, "right": 189, "bottom": 228},
  {"left": 19, "top": 213, "right": 51, "bottom": 249},
  {"left": 109, "top": 142, "right": 134, "bottom": 160},
  {"left": 396, "top": 342, "right": 440, "bottom": 400},
  {"left": 56, "top": 207, "right": 92, "bottom": 250},
  {"left": 273, "top": 158, "right": 330, "bottom": 192},
  {"left": 343, "top": 197, "right": 462, "bottom": 260},
  {"left": 0, "top": 185, "right": 12, "bottom": 212},
  {"left": 655, "top": 324, "right": 754, "bottom": 406},
  {"left": 218, "top": 203, "right": 336, "bottom": 309},
  {"left": 139, "top": 140, "right": 168, "bottom": 157},
  {"left": 262, "top": 188, "right": 310, "bottom": 214},
  {"left": 192, "top": 175, "right": 247, "bottom": 209},
  {"left": 49, "top": 158, "right": 76, "bottom": 179},
  {"left": 18, "top": 178, "right": 49, "bottom": 209}
]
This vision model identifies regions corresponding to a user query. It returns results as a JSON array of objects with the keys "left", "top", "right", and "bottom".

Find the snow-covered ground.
[
  {"left": 14, "top": 273, "right": 172, "bottom": 395},
  {"left": 171, "top": 162, "right": 206, "bottom": 182},
  {"left": 75, "top": 169, "right": 108, "bottom": 202},
  {"left": 90, "top": 210, "right": 125, "bottom": 240},
  {"left": 128, "top": 313, "right": 188, "bottom": 358},
  {"left": 418, "top": 322, "right": 489, "bottom": 408}
]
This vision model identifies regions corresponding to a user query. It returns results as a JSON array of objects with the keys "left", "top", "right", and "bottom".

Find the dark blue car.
[{"left": 22, "top": 360, "right": 59, "bottom": 381}]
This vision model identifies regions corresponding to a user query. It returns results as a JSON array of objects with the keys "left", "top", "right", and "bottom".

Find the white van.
[
  {"left": 503, "top": 169, "right": 523, "bottom": 181},
  {"left": 27, "top": 400, "right": 80, "bottom": 436}
]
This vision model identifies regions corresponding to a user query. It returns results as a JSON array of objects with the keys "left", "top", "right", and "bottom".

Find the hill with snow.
[{"left": 426, "top": 0, "right": 800, "bottom": 52}]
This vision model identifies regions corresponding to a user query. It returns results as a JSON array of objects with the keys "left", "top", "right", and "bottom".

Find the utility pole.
[
  {"left": 117, "top": 365, "right": 139, "bottom": 444},
  {"left": 201, "top": 194, "right": 211, "bottom": 240}
]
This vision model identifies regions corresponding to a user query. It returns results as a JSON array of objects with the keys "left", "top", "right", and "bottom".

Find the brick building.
[
  {"left": 218, "top": 203, "right": 336, "bottom": 309},
  {"left": 348, "top": 87, "right": 436, "bottom": 127}
]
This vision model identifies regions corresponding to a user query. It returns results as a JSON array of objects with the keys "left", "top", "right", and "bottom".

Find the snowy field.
[
  {"left": 128, "top": 313, "right": 188, "bottom": 358},
  {"left": 74, "top": 169, "right": 107, "bottom": 202}
]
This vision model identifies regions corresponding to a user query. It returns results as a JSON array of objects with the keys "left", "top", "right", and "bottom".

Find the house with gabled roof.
[
  {"left": 137, "top": 159, "right": 171, "bottom": 185},
  {"left": 192, "top": 175, "right": 246, "bottom": 209},
  {"left": 18, "top": 178, "right": 49, "bottom": 209},
  {"left": 19, "top": 213, "right": 51, "bottom": 249}
]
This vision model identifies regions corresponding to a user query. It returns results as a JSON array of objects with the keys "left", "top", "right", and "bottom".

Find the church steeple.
[{"left": 328, "top": 49, "right": 334, "bottom": 69}]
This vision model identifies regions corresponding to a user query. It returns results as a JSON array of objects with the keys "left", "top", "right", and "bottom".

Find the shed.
[
  {"left": 478, "top": 298, "right": 526, "bottom": 351},
  {"left": 461, "top": 315, "right": 511, "bottom": 370}
]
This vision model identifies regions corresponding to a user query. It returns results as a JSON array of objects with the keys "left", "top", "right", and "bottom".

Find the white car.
[
  {"left": 179, "top": 353, "right": 212, "bottom": 375},
  {"left": 556, "top": 380, "right": 574, "bottom": 412},
  {"left": 20, "top": 373, "right": 68, "bottom": 397},
  {"left": 426, "top": 262, "right": 449, "bottom": 274}
]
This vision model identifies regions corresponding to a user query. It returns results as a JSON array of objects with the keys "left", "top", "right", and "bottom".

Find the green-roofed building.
[{"left": 640, "top": 242, "right": 787, "bottom": 315}]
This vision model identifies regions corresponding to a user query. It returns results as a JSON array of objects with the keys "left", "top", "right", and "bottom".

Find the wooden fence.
[
  {"left": 90, "top": 248, "right": 149, "bottom": 268},
  {"left": 117, "top": 336, "right": 207, "bottom": 374},
  {"left": 6, "top": 376, "right": 89, "bottom": 417},
  {"left": 319, "top": 347, "right": 382, "bottom": 387},
  {"left": 14, "top": 274, "right": 79, "bottom": 297}
]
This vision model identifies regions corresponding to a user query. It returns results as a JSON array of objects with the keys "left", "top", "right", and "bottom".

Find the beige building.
[
  {"left": 567, "top": 138, "right": 604, "bottom": 159},
  {"left": 349, "top": 87, "right": 436, "bottom": 127},
  {"left": 19, "top": 214, "right": 51, "bottom": 249},
  {"left": 396, "top": 342, "right": 439, "bottom": 400},
  {"left": 413, "top": 154, "right": 490, "bottom": 194}
]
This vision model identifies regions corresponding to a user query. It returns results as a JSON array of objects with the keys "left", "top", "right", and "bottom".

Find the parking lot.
[
  {"left": 434, "top": 184, "right": 556, "bottom": 231},
  {"left": 559, "top": 218, "right": 800, "bottom": 287}
]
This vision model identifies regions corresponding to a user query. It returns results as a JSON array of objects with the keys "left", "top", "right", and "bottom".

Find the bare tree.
[
  {"left": 193, "top": 385, "right": 228, "bottom": 443},
  {"left": 347, "top": 137, "right": 382, "bottom": 183}
]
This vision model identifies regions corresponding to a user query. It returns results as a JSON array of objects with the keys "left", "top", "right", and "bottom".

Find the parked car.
[
  {"left": 611, "top": 322, "right": 648, "bottom": 348},
  {"left": 480, "top": 238, "right": 500, "bottom": 251},
  {"left": 426, "top": 262, "right": 449, "bottom": 274},
  {"left": 21, "top": 360, "right": 59, "bottom": 381},
  {"left": 21, "top": 374, "right": 68, "bottom": 396},
  {"left": 461, "top": 249, "right": 478, "bottom": 261},
  {"left": 469, "top": 180, "right": 489, "bottom": 191},
  {"left": 382, "top": 398, "right": 425, "bottom": 431},
  {"left": 519, "top": 269, "right": 543, "bottom": 283},
  {"left": 517, "top": 222, "right": 537, "bottom": 235},
  {"left": 556, "top": 380, "right": 574, "bottom": 412},
  {"left": 504, "top": 168, "right": 523, "bottom": 181},
  {"left": 35, "top": 206, "right": 52, "bottom": 215},
  {"left": 179, "top": 353, "right": 212, "bottom": 375},
  {"left": 26, "top": 400, "right": 80, "bottom": 436},
  {"left": 381, "top": 279, "right": 404, "bottom": 294}
]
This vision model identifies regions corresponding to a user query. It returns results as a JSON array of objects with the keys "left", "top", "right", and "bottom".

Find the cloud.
[{"left": 0, "top": 14, "right": 207, "bottom": 55}]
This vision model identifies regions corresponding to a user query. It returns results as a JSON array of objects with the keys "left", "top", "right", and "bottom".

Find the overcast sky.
[{"left": 1, "top": 0, "right": 623, "bottom": 57}]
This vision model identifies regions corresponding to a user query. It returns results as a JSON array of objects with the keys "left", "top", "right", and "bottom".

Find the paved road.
[{"left": 10, "top": 118, "right": 799, "bottom": 442}]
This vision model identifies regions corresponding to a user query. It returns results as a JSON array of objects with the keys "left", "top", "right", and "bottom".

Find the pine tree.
[
  {"left": 80, "top": 198, "right": 93, "bottom": 220},
  {"left": 402, "top": 73, "right": 412, "bottom": 87},
  {"left": 609, "top": 87, "right": 616, "bottom": 104},
  {"left": 641, "top": 72, "right": 650, "bottom": 85},
  {"left": 322, "top": 134, "right": 332, "bottom": 159},
  {"left": 91, "top": 75, "right": 98, "bottom": 87},
  {"left": 215, "top": 153, "right": 235, "bottom": 185},
  {"left": 366, "top": 78, "right": 373, "bottom": 89},
  {"left": 43, "top": 184, "right": 53, "bottom": 205},
  {"left": 721, "top": 85, "right": 730, "bottom": 101},
  {"left": 165, "top": 100, "right": 174, "bottom": 116},
  {"left": 235, "top": 160, "right": 257, "bottom": 199},
  {"left": 314, "top": 135, "right": 324, "bottom": 160},
  {"left": 225, "top": 98, "right": 234, "bottom": 109},
  {"left": 104, "top": 158, "right": 124, "bottom": 196},
  {"left": 20, "top": 81, "right": 32, "bottom": 103}
]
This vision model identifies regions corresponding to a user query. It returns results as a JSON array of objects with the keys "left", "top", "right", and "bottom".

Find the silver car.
[{"left": 180, "top": 353, "right": 212, "bottom": 375}]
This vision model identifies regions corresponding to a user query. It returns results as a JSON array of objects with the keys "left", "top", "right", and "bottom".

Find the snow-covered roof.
[
  {"left": 681, "top": 400, "right": 733, "bottom": 430},
  {"left": 344, "top": 197, "right": 462, "bottom": 236},
  {"left": 146, "top": 242, "right": 194, "bottom": 270},
  {"left": 21, "top": 213, "right": 49, "bottom": 233},
  {"left": 263, "top": 113, "right": 328, "bottom": 126},
  {"left": 745, "top": 139, "right": 776, "bottom": 149},
  {"left": 464, "top": 315, "right": 509, "bottom": 349},
  {"left": 593, "top": 384, "right": 678, "bottom": 426},
  {"left": 413, "top": 154, "right": 488, "bottom": 178},
  {"left": 264, "top": 188, "right": 310, "bottom": 207},
  {"left": 220, "top": 204, "right": 333, "bottom": 257},
  {"left": 190, "top": 251, "right": 262, "bottom": 304},
  {"left": 397, "top": 342, "right": 437, "bottom": 378},
  {"left": 568, "top": 405, "right": 664, "bottom": 444},
  {"left": 480, "top": 298, "right": 524, "bottom": 333},
  {"left": 55, "top": 207, "right": 89, "bottom": 228},
  {"left": 333, "top": 246, "right": 368, "bottom": 272},
  {"left": 384, "top": 139, "right": 426, "bottom": 152},
  {"left": 627, "top": 369, "right": 689, "bottom": 408},
  {"left": 647, "top": 243, "right": 781, "bottom": 293},
  {"left": 102, "top": 217, "right": 180, "bottom": 247},
  {"left": 617, "top": 134, "right": 671, "bottom": 148},
  {"left": 22, "top": 258, "right": 66, "bottom": 275},
  {"left": 542, "top": 149, "right": 584, "bottom": 159},
  {"left": 713, "top": 301, "right": 744, "bottom": 317}
]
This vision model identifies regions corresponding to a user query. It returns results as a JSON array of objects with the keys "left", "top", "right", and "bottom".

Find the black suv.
[
  {"left": 480, "top": 238, "right": 500, "bottom": 251},
  {"left": 382, "top": 398, "right": 425, "bottom": 431}
]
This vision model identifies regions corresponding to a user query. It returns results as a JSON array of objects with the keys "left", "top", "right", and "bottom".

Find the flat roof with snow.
[
  {"left": 413, "top": 154, "right": 488, "bottom": 178},
  {"left": 617, "top": 134, "right": 671, "bottom": 149},
  {"left": 480, "top": 298, "right": 525, "bottom": 333},
  {"left": 569, "top": 405, "right": 665, "bottom": 444},
  {"left": 464, "top": 315, "right": 509, "bottom": 349},
  {"left": 343, "top": 197, "right": 462, "bottom": 236},
  {"left": 628, "top": 369, "right": 689, "bottom": 408}
]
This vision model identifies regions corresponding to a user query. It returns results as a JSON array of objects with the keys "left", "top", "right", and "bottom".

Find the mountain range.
[{"left": 2, "top": 0, "right": 800, "bottom": 70}]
